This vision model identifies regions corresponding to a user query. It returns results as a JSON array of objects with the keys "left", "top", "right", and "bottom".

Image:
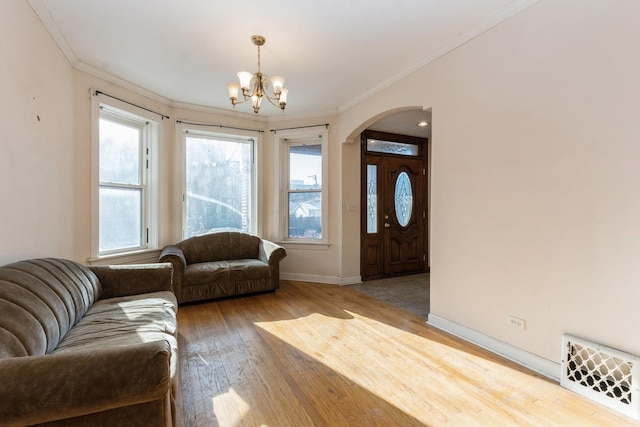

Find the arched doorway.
[{"left": 359, "top": 109, "right": 431, "bottom": 281}]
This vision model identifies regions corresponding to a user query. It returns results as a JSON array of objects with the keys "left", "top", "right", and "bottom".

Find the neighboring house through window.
[{"left": 276, "top": 126, "right": 328, "bottom": 244}]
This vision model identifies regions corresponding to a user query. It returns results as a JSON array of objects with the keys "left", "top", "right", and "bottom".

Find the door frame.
[{"left": 360, "top": 130, "right": 429, "bottom": 281}]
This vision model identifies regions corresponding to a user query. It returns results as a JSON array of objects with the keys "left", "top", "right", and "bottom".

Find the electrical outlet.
[{"left": 507, "top": 315, "right": 526, "bottom": 330}]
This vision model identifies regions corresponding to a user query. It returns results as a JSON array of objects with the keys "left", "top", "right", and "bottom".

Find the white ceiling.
[{"left": 29, "top": 0, "right": 536, "bottom": 135}]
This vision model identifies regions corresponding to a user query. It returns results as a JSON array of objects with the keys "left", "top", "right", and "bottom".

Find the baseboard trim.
[
  {"left": 280, "top": 273, "right": 336, "bottom": 284},
  {"left": 427, "top": 313, "right": 560, "bottom": 382},
  {"left": 338, "top": 276, "right": 362, "bottom": 285},
  {"left": 280, "top": 273, "right": 361, "bottom": 285}
]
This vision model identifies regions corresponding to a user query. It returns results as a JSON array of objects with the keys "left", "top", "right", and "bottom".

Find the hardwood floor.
[{"left": 176, "top": 280, "right": 638, "bottom": 426}]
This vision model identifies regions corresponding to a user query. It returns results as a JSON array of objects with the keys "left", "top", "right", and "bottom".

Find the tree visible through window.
[{"left": 184, "top": 134, "right": 254, "bottom": 238}]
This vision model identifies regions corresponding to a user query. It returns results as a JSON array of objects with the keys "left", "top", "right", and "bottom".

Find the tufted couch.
[
  {"left": 159, "top": 231, "right": 286, "bottom": 304},
  {"left": 0, "top": 258, "right": 178, "bottom": 427}
]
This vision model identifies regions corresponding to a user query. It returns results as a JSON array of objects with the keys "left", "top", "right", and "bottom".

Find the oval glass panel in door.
[{"left": 394, "top": 171, "right": 413, "bottom": 227}]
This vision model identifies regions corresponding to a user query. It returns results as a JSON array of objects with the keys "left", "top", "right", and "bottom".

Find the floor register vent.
[{"left": 561, "top": 334, "right": 639, "bottom": 420}]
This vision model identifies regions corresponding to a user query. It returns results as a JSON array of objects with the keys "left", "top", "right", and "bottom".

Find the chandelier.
[{"left": 227, "top": 35, "right": 288, "bottom": 114}]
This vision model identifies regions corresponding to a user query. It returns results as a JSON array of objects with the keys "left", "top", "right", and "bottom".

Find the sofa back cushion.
[
  {"left": 0, "top": 258, "right": 101, "bottom": 358},
  {"left": 178, "top": 231, "right": 261, "bottom": 264}
]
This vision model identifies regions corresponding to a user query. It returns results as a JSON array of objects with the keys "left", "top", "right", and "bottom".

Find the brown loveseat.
[
  {"left": 159, "top": 231, "right": 286, "bottom": 304},
  {"left": 0, "top": 258, "right": 178, "bottom": 427}
]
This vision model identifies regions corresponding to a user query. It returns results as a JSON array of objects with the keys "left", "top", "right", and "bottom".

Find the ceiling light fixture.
[
  {"left": 227, "top": 35, "right": 288, "bottom": 114},
  {"left": 417, "top": 121, "right": 430, "bottom": 127}
]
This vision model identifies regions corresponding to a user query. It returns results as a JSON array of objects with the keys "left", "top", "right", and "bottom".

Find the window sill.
[
  {"left": 277, "top": 240, "right": 330, "bottom": 251},
  {"left": 88, "top": 248, "right": 161, "bottom": 265}
]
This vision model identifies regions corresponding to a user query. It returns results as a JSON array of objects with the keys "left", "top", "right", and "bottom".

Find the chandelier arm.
[
  {"left": 263, "top": 93, "right": 285, "bottom": 109},
  {"left": 231, "top": 96, "right": 252, "bottom": 106}
]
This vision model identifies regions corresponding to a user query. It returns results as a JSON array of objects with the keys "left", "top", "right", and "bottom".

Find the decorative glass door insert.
[{"left": 394, "top": 171, "right": 412, "bottom": 227}]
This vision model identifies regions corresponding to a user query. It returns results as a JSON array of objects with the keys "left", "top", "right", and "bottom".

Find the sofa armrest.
[
  {"left": 90, "top": 263, "right": 173, "bottom": 299},
  {"left": 159, "top": 245, "right": 186, "bottom": 301},
  {"left": 0, "top": 340, "right": 171, "bottom": 427},
  {"left": 259, "top": 239, "right": 286, "bottom": 289},
  {"left": 259, "top": 239, "right": 287, "bottom": 266},
  {"left": 159, "top": 245, "right": 186, "bottom": 269}
]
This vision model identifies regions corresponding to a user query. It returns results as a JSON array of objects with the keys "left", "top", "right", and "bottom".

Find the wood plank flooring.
[{"left": 175, "top": 280, "right": 638, "bottom": 426}]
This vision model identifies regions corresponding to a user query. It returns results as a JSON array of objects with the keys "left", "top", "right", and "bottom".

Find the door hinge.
[
  {"left": 146, "top": 228, "right": 149, "bottom": 244},
  {"left": 422, "top": 168, "right": 426, "bottom": 175},
  {"left": 422, "top": 211, "right": 426, "bottom": 219},
  {"left": 423, "top": 254, "right": 426, "bottom": 262}
]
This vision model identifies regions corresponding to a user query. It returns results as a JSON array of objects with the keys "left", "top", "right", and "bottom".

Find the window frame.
[
  {"left": 90, "top": 94, "right": 159, "bottom": 260},
  {"left": 178, "top": 125, "right": 259, "bottom": 240},
  {"left": 276, "top": 127, "right": 329, "bottom": 245}
]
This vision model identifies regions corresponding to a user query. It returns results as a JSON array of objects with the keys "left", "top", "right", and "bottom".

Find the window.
[
  {"left": 279, "top": 128, "right": 328, "bottom": 243},
  {"left": 182, "top": 131, "right": 256, "bottom": 238},
  {"left": 94, "top": 104, "right": 158, "bottom": 256},
  {"left": 366, "top": 138, "right": 420, "bottom": 156}
]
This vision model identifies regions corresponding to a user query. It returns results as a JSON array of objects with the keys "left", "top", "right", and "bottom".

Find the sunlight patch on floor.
[
  {"left": 211, "top": 387, "right": 250, "bottom": 426},
  {"left": 255, "top": 310, "right": 544, "bottom": 424}
]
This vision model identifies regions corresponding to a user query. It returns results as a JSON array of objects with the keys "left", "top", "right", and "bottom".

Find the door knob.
[{"left": 384, "top": 223, "right": 390, "bottom": 228}]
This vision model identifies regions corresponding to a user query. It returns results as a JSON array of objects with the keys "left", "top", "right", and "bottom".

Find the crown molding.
[
  {"left": 28, "top": 0, "right": 77, "bottom": 66},
  {"left": 338, "top": 0, "right": 540, "bottom": 113},
  {"left": 74, "top": 62, "right": 173, "bottom": 106}
]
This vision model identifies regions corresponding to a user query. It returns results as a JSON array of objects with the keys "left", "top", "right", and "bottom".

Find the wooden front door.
[
  {"left": 361, "top": 131, "right": 428, "bottom": 280},
  {"left": 383, "top": 155, "right": 425, "bottom": 275}
]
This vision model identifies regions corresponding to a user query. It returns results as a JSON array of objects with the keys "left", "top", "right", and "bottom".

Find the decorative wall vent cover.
[{"left": 561, "top": 334, "right": 639, "bottom": 420}]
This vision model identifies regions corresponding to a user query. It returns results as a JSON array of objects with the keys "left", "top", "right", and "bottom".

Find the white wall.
[
  {"left": 339, "top": 0, "right": 640, "bottom": 363},
  {"left": 0, "top": 1, "right": 76, "bottom": 264}
]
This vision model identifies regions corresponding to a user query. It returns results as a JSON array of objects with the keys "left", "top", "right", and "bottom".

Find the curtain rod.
[
  {"left": 271, "top": 124, "right": 329, "bottom": 133},
  {"left": 175, "top": 120, "right": 264, "bottom": 134},
  {"left": 93, "top": 90, "right": 170, "bottom": 120}
]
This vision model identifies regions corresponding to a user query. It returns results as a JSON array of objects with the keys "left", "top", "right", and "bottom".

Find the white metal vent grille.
[{"left": 561, "top": 334, "right": 639, "bottom": 420}]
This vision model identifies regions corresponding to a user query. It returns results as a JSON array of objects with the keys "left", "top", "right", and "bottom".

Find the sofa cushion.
[
  {"left": 184, "top": 261, "right": 230, "bottom": 286},
  {"left": 227, "top": 259, "right": 271, "bottom": 281},
  {"left": 181, "top": 259, "right": 273, "bottom": 303},
  {"left": 55, "top": 291, "right": 178, "bottom": 380},
  {"left": 55, "top": 290, "right": 177, "bottom": 352},
  {"left": 184, "top": 259, "right": 270, "bottom": 285},
  {"left": 0, "top": 259, "right": 100, "bottom": 358}
]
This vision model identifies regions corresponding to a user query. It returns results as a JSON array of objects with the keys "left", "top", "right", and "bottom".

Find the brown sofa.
[
  {"left": 0, "top": 258, "right": 178, "bottom": 427},
  {"left": 159, "top": 231, "right": 286, "bottom": 304}
]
